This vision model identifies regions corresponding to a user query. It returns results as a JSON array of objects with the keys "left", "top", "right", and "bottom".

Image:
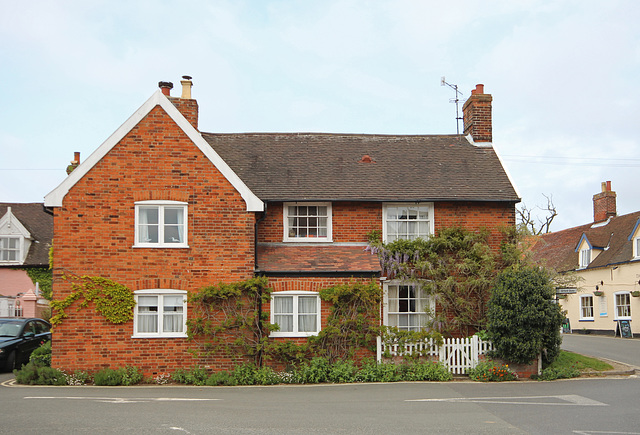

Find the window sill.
[
  {"left": 270, "top": 332, "right": 319, "bottom": 338},
  {"left": 131, "top": 333, "right": 188, "bottom": 339},
  {"left": 282, "top": 238, "right": 332, "bottom": 243},
  {"left": 579, "top": 319, "right": 594, "bottom": 322},
  {"left": 132, "top": 244, "right": 190, "bottom": 249}
]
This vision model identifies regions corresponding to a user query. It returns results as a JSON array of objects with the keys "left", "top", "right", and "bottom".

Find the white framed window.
[
  {"left": 579, "top": 248, "right": 591, "bottom": 269},
  {"left": 0, "top": 236, "right": 21, "bottom": 262},
  {"left": 580, "top": 295, "right": 594, "bottom": 320},
  {"left": 133, "top": 289, "right": 187, "bottom": 338},
  {"left": 134, "top": 201, "right": 188, "bottom": 248},
  {"left": 283, "top": 203, "right": 332, "bottom": 242},
  {"left": 634, "top": 236, "right": 640, "bottom": 258},
  {"left": 383, "top": 203, "right": 434, "bottom": 242},
  {"left": 384, "top": 282, "right": 434, "bottom": 331},
  {"left": 270, "top": 291, "right": 321, "bottom": 337},
  {"left": 614, "top": 292, "right": 631, "bottom": 320}
]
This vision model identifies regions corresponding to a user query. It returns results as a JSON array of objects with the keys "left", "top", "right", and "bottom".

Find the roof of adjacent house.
[
  {"left": 530, "top": 211, "right": 640, "bottom": 272},
  {"left": 202, "top": 133, "right": 520, "bottom": 203},
  {"left": 0, "top": 203, "right": 53, "bottom": 266}
]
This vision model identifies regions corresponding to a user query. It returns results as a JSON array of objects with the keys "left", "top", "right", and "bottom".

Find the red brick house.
[{"left": 44, "top": 79, "right": 519, "bottom": 374}]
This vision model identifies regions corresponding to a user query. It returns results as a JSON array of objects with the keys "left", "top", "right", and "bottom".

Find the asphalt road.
[{"left": 561, "top": 333, "right": 640, "bottom": 369}]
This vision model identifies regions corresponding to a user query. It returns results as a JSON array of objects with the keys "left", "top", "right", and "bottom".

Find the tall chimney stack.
[
  {"left": 164, "top": 76, "right": 199, "bottom": 130},
  {"left": 462, "top": 84, "right": 492, "bottom": 143},
  {"left": 158, "top": 81, "right": 173, "bottom": 96},
  {"left": 593, "top": 180, "right": 616, "bottom": 223}
]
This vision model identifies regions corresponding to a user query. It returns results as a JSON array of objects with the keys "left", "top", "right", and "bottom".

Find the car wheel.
[{"left": 3, "top": 351, "right": 16, "bottom": 372}]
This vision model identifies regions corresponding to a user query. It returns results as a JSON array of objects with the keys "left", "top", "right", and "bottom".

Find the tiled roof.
[
  {"left": 530, "top": 211, "right": 640, "bottom": 272},
  {"left": 202, "top": 133, "right": 519, "bottom": 203},
  {"left": 0, "top": 203, "right": 53, "bottom": 266},
  {"left": 257, "top": 244, "right": 381, "bottom": 273}
]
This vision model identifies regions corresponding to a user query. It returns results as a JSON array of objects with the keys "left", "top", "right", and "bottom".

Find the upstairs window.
[
  {"left": 135, "top": 201, "right": 188, "bottom": 248},
  {"left": 635, "top": 236, "right": 640, "bottom": 258},
  {"left": 383, "top": 203, "right": 433, "bottom": 242},
  {"left": 579, "top": 248, "right": 591, "bottom": 269},
  {"left": 384, "top": 282, "right": 433, "bottom": 331},
  {"left": 580, "top": 295, "right": 594, "bottom": 320},
  {"left": 0, "top": 236, "right": 20, "bottom": 262},
  {"left": 133, "top": 290, "right": 187, "bottom": 338},
  {"left": 283, "top": 203, "right": 332, "bottom": 242},
  {"left": 270, "top": 292, "right": 321, "bottom": 337}
]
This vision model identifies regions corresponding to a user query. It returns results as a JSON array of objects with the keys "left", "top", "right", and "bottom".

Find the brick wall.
[{"left": 52, "top": 105, "right": 255, "bottom": 375}]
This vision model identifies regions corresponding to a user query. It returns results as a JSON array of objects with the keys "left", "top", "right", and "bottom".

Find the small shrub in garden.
[
  {"left": 533, "top": 366, "right": 580, "bottom": 381},
  {"left": 93, "top": 368, "right": 123, "bottom": 386},
  {"left": 120, "top": 366, "right": 143, "bottom": 386},
  {"left": 14, "top": 362, "right": 66, "bottom": 385},
  {"left": 64, "top": 370, "right": 90, "bottom": 385},
  {"left": 254, "top": 366, "right": 281, "bottom": 385},
  {"left": 206, "top": 370, "right": 237, "bottom": 386},
  {"left": 29, "top": 341, "right": 52, "bottom": 366},
  {"left": 296, "top": 357, "right": 331, "bottom": 384},
  {"left": 326, "top": 359, "right": 358, "bottom": 383},
  {"left": 231, "top": 363, "right": 258, "bottom": 385},
  {"left": 172, "top": 366, "right": 209, "bottom": 386},
  {"left": 400, "top": 361, "right": 453, "bottom": 382},
  {"left": 468, "top": 361, "right": 517, "bottom": 382}
]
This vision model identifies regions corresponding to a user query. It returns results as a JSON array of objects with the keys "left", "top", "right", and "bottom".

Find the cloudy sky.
[{"left": 1, "top": 0, "right": 638, "bottom": 231}]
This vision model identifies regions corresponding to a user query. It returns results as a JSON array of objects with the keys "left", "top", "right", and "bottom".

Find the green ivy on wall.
[
  {"left": 50, "top": 275, "right": 135, "bottom": 326},
  {"left": 22, "top": 266, "right": 53, "bottom": 300}
]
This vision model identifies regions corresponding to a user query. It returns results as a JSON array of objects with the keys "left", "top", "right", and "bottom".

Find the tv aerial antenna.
[{"left": 441, "top": 76, "right": 465, "bottom": 135}]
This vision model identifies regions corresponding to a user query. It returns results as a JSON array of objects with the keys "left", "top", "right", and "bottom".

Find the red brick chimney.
[
  {"left": 159, "top": 77, "right": 199, "bottom": 131},
  {"left": 593, "top": 181, "right": 616, "bottom": 223},
  {"left": 462, "top": 84, "right": 492, "bottom": 142}
]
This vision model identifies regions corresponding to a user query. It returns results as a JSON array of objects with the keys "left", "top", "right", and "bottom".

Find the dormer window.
[
  {"left": 634, "top": 236, "right": 640, "bottom": 259},
  {"left": 0, "top": 236, "right": 21, "bottom": 262},
  {"left": 579, "top": 248, "right": 591, "bottom": 269}
]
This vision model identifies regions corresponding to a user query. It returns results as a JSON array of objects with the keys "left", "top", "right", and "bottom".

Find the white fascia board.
[
  {"left": 465, "top": 135, "right": 523, "bottom": 202},
  {"left": 44, "top": 91, "right": 264, "bottom": 212},
  {"left": 0, "top": 208, "right": 31, "bottom": 238}
]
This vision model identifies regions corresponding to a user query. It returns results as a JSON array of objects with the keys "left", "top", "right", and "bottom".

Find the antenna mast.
[{"left": 440, "top": 76, "right": 464, "bottom": 135}]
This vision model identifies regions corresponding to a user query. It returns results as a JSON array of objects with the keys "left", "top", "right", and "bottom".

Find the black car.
[{"left": 0, "top": 318, "right": 51, "bottom": 372}]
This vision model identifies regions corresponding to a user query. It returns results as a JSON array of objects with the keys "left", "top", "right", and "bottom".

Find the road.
[
  {"left": 561, "top": 333, "right": 640, "bottom": 369},
  {"left": 1, "top": 376, "right": 639, "bottom": 434}
]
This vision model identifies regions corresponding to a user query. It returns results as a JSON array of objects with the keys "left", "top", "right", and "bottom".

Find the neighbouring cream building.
[{"left": 531, "top": 182, "right": 640, "bottom": 337}]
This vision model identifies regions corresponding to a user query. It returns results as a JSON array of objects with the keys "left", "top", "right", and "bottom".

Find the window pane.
[
  {"left": 138, "top": 207, "right": 159, "bottom": 243},
  {"left": 273, "top": 296, "right": 293, "bottom": 314},
  {"left": 386, "top": 207, "right": 398, "bottom": 220},
  {"left": 137, "top": 296, "right": 158, "bottom": 333},
  {"left": 139, "top": 207, "right": 159, "bottom": 224},
  {"left": 164, "top": 208, "right": 183, "bottom": 225},
  {"left": 298, "top": 296, "right": 317, "bottom": 314},
  {"left": 298, "top": 314, "right": 317, "bottom": 332},
  {"left": 275, "top": 315, "right": 293, "bottom": 332}
]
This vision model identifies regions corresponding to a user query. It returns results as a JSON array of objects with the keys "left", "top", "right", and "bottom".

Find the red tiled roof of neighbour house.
[
  {"left": 257, "top": 245, "right": 381, "bottom": 274},
  {"left": 202, "top": 133, "right": 520, "bottom": 203},
  {"left": 530, "top": 211, "right": 640, "bottom": 273},
  {"left": 0, "top": 203, "right": 53, "bottom": 267}
]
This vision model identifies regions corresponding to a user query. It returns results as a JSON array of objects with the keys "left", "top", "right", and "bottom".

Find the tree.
[
  {"left": 517, "top": 194, "right": 557, "bottom": 235},
  {"left": 486, "top": 265, "right": 565, "bottom": 366}
]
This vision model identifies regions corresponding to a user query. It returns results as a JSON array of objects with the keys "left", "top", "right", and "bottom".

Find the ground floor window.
[
  {"left": 133, "top": 289, "right": 187, "bottom": 338},
  {"left": 615, "top": 292, "right": 631, "bottom": 319},
  {"left": 384, "top": 281, "right": 433, "bottom": 331},
  {"left": 580, "top": 295, "right": 594, "bottom": 320},
  {"left": 270, "top": 292, "right": 320, "bottom": 337}
]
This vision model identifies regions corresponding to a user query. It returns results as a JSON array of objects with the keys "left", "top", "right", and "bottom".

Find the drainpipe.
[{"left": 254, "top": 205, "right": 267, "bottom": 367}]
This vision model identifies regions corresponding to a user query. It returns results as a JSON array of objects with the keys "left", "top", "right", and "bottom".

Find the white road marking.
[
  {"left": 408, "top": 394, "right": 608, "bottom": 406},
  {"left": 574, "top": 432, "right": 640, "bottom": 435},
  {"left": 24, "top": 396, "right": 220, "bottom": 404}
]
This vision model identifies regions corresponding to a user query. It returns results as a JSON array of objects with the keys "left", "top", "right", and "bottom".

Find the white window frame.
[
  {"left": 132, "top": 289, "right": 188, "bottom": 338},
  {"left": 0, "top": 235, "right": 22, "bottom": 263},
  {"left": 134, "top": 200, "right": 188, "bottom": 248},
  {"left": 579, "top": 248, "right": 591, "bottom": 269},
  {"left": 579, "top": 295, "right": 594, "bottom": 321},
  {"left": 283, "top": 202, "right": 332, "bottom": 242},
  {"left": 614, "top": 292, "right": 632, "bottom": 320},
  {"left": 383, "top": 281, "right": 434, "bottom": 331},
  {"left": 634, "top": 236, "right": 640, "bottom": 258},
  {"left": 270, "top": 291, "right": 321, "bottom": 337},
  {"left": 383, "top": 203, "right": 434, "bottom": 243}
]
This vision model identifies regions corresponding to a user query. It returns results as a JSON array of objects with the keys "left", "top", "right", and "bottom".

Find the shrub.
[
  {"left": 254, "top": 366, "right": 281, "bottom": 385},
  {"left": 399, "top": 361, "right": 453, "bottom": 382},
  {"left": 296, "top": 357, "right": 331, "bottom": 384},
  {"left": 532, "top": 366, "right": 580, "bottom": 381},
  {"left": 354, "top": 359, "right": 400, "bottom": 383},
  {"left": 29, "top": 341, "right": 52, "bottom": 366},
  {"left": 93, "top": 366, "right": 143, "bottom": 386},
  {"left": 14, "top": 362, "right": 66, "bottom": 385},
  {"left": 487, "top": 265, "right": 565, "bottom": 366},
  {"left": 172, "top": 366, "right": 210, "bottom": 386},
  {"left": 326, "top": 359, "right": 358, "bottom": 383},
  {"left": 64, "top": 370, "right": 91, "bottom": 385},
  {"left": 468, "top": 361, "right": 517, "bottom": 382},
  {"left": 231, "top": 363, "right": 257, "bottom": 385},
  {"left": 206, "top": 370, "right": 237, "bottom": 386}
]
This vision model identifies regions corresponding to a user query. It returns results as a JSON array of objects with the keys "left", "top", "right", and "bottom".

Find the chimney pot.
[
  {"left": 180, "top": 76, "right": 193, "bottom": 99},
  {"left": 462, "top": 83, "right": 492, "bottom": 142},
  {"left": 593, "top": 180, "right": 616, "bottom": 223},
  {"left": 158, "top": 81, "right": 173, "bottom": 96}
]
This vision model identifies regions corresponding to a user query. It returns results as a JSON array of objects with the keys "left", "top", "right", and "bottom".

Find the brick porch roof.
[
  {"left": 257, "top": 244, "right": 381, "bottom": 274},
  {"left": 202, "top": 133, "right": 519, "bottom": 203}
]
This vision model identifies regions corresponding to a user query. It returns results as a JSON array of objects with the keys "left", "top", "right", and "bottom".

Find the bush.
[
  {"left": 532, "top": 366, "right": 580, "bottom": 381},
  {"left": 64, "top": 370, "right": 91, "bottom": 385},
  {"left": 468, "top": 361, "right": 517, "bottom": 382},
  {"left": 326, "top": 359, "right": 358, "bottom": 383},
  {"left": 29, "top": 341, "right": 52, "bottom": 366},
  {"left": 94, "top": 366, "right": 143, "bottom": 386},
  {"left": 355, "top": 359, "right": 401, "bottom": 383},
  {"left": 172, "top": 366, "right": 209, "bottom": 386},
  {"left": 230, "top": 363, "right": 257, "bottom": 385},
  {"left": 399, "top": 361, "right": 453, "bottom": 382},
  {"left": 206, "top": 370, "right": 237, "bottom": 386},
  {"left": 14, "top": 362, "right": 66, "bottom": 385},
  {"left": 487, "top": 265, "right": 565, "bottom": 366}
]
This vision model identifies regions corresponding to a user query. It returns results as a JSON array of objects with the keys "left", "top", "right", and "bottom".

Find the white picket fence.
[{"left": 376, "top": 335, "right": 493, "bottom": 375}]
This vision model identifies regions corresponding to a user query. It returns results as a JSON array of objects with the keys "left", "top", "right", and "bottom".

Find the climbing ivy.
[
  {"left": 22, "top": 266, "right": 53, "bottom": 300},
  {"left": 367, "top": 226, "right": 518, "bottom": 337},
  {"left": 50, "top": 275, "right": 135, "bottom": 326}
]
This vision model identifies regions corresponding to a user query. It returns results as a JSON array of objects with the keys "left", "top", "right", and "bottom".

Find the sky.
[{"left": 1, "top": 0, "right": 639, "bottom": 232}]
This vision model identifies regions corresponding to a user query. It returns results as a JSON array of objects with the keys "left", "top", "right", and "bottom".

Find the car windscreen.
[{"left": 0, "top": 320, "right": 23, "bottom": 337}]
